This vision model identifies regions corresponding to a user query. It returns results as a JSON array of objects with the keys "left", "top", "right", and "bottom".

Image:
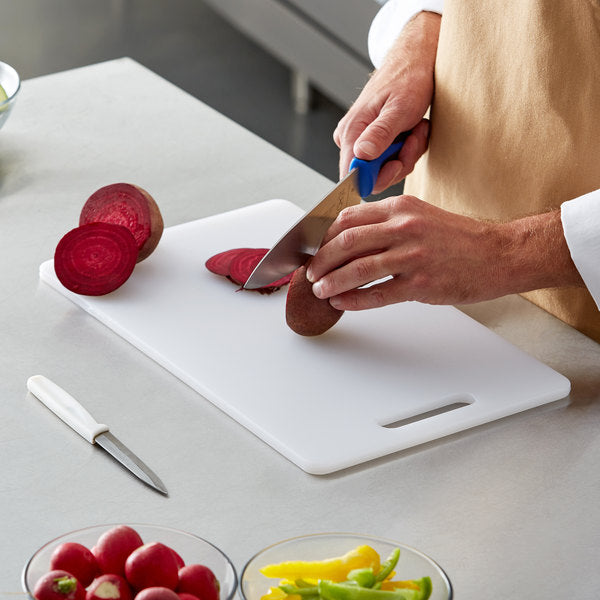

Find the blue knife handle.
[{"left": 349, "top": 131, "right": 410, "bottom": 198}]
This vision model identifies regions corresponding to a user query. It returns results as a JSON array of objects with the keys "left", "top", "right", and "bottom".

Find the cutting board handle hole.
[{"left": 382, "top": 397, "right": 473, "bottom": 429}]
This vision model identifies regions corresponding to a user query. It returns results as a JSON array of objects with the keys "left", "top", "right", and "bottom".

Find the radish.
[
  {"left": 34, "top": 570, "right": 85, "bottom": 600},
  {"left": 50, "top": 542, "right": 100, "bottom": 587},
  {"left": 80, "top": 183, "right": 164, "bottom": 263},
  {"left": 169, "top": 548, "right": 185, "bottom": 570},
  {"left": 54, "top": 223, "right": 138, "bottom": 296},
  {"left": 124, "top": 542, "right": 179, "bottom": 591},
  {"left": 135, "top": 588, "right": 180, "bottom": 600},
  {"left": 176, "top": 565, "right": 219, "bottom": 600},
  {"left": 178, "top": 594, "right": 201, "bottom": 600},
  {"left": 205, "top": 247, "right": 293, "bottom": 293},
  {"left": 93, "top": 525, "right": 144, "bottom": 577},
  {"left": 85, "top": 574, "right": 132, "bottom": 600}
]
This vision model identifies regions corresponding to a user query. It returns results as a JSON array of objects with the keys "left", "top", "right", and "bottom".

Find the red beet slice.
[
  {"left": 228, "top": 248, "right": 269, "bottom": 285},
  {"left": 80, "top": 183, "right": 163, "bottom": 263},
  {"left": 205, "top": 248, "right": 254, "bottom": 278},
  {"left": 206, "top": 247, "right": 293, "bottom": 293},
  {"left": 54, "top": 223, "right": 138, "bottom": 296}
]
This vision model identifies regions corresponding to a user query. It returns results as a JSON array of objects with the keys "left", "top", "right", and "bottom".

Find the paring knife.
[
  {"left": 27, "top": 375, "right": 168, "bottom": 496},
  {"left": 243, "top": 132, "right": 410, "bottom": 289}
]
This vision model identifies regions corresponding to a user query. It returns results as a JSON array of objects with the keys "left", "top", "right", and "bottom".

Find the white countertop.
[{"left": 1, "top": 58, "right": 599, "bottom": 599}]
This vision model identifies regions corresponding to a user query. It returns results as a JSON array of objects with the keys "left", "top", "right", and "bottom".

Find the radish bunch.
[
  {"left": 54, "top": 184, "right": 164, "bottom": 296},
  {"left": 33, "top": 525, "right": 220, "bottom": 600}
]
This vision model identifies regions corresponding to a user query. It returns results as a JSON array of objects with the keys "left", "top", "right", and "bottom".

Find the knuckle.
[
  {"left": 353, "top": 259, "right": 373, "bottom": 282},
  {"left": 338, "top": 227, "right": 357, "bottom": 252}
]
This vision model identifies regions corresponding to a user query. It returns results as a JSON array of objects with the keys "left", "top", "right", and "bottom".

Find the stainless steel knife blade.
[
  {"left": 244, "top": 169, "right": 361, "bottom": 289},
  {"left": 95, "top": 431, "right": 168, "bottom": 495},
  {"left": 26, "top": 374, "right": 168, "bottom": 496}
]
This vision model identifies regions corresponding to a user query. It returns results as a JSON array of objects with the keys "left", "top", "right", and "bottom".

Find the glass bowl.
[
  {"left": 0, "top": 60, "right": 20, "bottom": 130},
  {"left": 240, "top": 533, "right": 452, "bottom": 600},
  {"left": 22, "top": 523, "right": 238, "bottom": 600}
]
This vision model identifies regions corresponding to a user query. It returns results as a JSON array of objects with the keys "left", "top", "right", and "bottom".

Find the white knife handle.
[{"left": 27, "top": 375, "right": 109, "bottom": 444}]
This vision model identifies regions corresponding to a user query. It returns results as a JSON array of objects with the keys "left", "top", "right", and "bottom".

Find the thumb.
[{"left": 353, "top": 116, "right": 400, "bottom": 160}]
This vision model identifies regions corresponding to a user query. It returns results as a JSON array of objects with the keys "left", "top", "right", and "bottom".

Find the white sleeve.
[
  {"left": 561, "top": 189, "right": 600, "bottom": 309},
  {"left": 368, "top": 0, "right": 445, "bottom": 68}
]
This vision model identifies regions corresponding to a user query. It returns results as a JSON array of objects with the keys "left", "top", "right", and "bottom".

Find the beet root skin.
[
  {"left": 286, "top": 264, "right": 344, "bottom": 336},
  {"left": 54, "top": 222, "right": 138, "bottom": 296},
  {"left": 80, "top": 183, "right": 163, "bottom": 263}
]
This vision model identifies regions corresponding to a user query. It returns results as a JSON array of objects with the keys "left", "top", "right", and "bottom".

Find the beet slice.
[
  {"left": 80, "top": 183, "right": 163, "bottom": 263},
  {"left": 54, "top": 222, "right": 138, "bottom": 296},
  {"left": 228, "top": 248, "right": 269, "bottom": 285},
  {"left": 205, "top": 248, "right": 254, "bottom": 278},
  {"left": 206, "top": 247, "right": 292, "bottom": 293},
  {"left": 286, "top": 263, "right": 344, "bottom": 336}
]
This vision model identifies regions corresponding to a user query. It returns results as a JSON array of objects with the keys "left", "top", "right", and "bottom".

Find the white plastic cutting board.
[{"left": 39, "top": 200, "right": 571, "bottom": 474}]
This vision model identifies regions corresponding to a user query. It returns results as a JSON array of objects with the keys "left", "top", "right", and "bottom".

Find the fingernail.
[
  {"left": 329, "top": 296, "right": 342, "bottom": 309},
  {"left": 355, "top": 140, "right": 377, "bottom": 158},
  {"left": 306, "top": 266, "right": 315, "bottom": 283},
  {"left": 312, "top": 280, "right": 324, "bottom": 298}
]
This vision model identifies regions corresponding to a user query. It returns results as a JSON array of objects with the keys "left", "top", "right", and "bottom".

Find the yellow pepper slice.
[
  {"left": 260, "top": 545, "right": 381, "bottom": 582},
  {"left": 379, "top": 580, "right": 420, "bottom": 591},
  {"left": 261, "top": 586, "right": 300, "bottom": 600}
]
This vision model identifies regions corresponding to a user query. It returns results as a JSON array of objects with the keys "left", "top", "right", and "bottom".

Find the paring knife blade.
[
  {"left": 26, "top": 375, "right": 168, "bottom": 496},
  {"left": 243, "top": 132, "right": 410, "bottom": 290}
]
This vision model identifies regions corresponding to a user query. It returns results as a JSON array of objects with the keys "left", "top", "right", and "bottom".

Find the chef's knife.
[
  {"left": 244, "top": 132, "right": 409, "bottom": 289},
  {"left": 26, "top": 374, "right": 168, "bottom": 496}
]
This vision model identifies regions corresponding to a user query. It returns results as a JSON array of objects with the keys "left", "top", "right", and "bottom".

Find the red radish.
[
  {"left": 80, "top": 183, "right": 164, "bottom": 262},
  {"left": 169, "top": 547, "right": 185, "bottom": 570},
  {"left": 85, "top": 574, "right": 132, "bottom": 600},
  {"left": 50, "top": 542, "right": 100, "bottom": 587},
  {"left": 33, "top": 570, "right": 85, "bottom": 600},
  {"left": 93, "top": 525, "right": 143, "bottom": 577},
  {"left": 178, "top": 594, "right": 201, "bottom": 600},
  {"left": 54, "top": 223, "right": 138, "bottom": 296},
  {"left": 176, "top": 564, "right": 219, "bottom": 600},
  {"left": 205, "top": 247, "right": 293, "bottom": 293},
  {"left": 135, "top": 588, "right": 180, "bottom": 600},
  {"left": 124, "top": 542, "right": 179, "bottom": 591}
]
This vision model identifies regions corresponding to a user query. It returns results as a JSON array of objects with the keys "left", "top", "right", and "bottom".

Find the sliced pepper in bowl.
[{"left": 260, "top": 546, "right": 431, "bottom": 600}]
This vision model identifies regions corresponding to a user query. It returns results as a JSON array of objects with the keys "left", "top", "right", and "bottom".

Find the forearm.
[
  {"left": 368, "top": 0, "right": 444, "bottom": 69},
  {"left": 376, "top": 10, "right": 441, "bottom": 91},
  {"left": 495, "top": 210, "right": 584, "bottom": 296}
]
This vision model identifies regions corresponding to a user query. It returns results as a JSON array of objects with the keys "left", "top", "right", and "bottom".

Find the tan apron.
[{"left": 405, "top": 0, "right": 600, "bottom": 341}]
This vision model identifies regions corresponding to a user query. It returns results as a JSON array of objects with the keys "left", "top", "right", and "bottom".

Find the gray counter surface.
[{"left": 1, "top": 58, "right": 599, "bottom": 599}]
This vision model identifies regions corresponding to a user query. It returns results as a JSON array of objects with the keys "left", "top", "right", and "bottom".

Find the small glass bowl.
[
  {"left": 240, "top": 533, "right": 452, "bottom": 600},
  {"left": 0, "top": 60, "right": 21, "bottom": 130},
  {"left": 22, "top": 523, "right": 238, "bottom": 600}
]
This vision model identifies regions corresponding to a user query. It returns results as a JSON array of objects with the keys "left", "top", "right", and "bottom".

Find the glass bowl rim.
[
  {"left": 239, "top": 532, "right": 453, "bottom": 600},
  {"left": 0, "top": 60, "right": 21, "bottom": 106},
  {"left": 21, "top": 522, "right": 239, "bottom": 600}
]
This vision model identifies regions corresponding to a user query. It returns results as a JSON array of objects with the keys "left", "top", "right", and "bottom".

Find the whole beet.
[{"left": 286, "top": 264, "right": 344, "bottom": 336}]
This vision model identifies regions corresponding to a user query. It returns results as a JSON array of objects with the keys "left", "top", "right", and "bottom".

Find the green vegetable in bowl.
[{"left": 262, "top": 546, "right": 431, "bottom": 600}]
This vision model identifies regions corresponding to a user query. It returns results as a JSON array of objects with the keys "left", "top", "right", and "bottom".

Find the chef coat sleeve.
[
  {"left": 561, "top": 190, "right": 600, "bottom": 310},
  {"left": 368, "top": 0, "right": 444, "bottom": 68}
]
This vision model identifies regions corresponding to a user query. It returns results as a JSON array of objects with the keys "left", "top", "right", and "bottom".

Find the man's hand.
[
  {"left": 334, "top": 11, "right": 441, "bottom": 192},
  {"left": 305, "top": 196, "right": 584, "bottom": 310}
]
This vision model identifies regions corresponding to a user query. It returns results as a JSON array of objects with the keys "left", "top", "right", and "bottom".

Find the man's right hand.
[{"left": 334, "top": 11, "right": 441, "bottom": 193}]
